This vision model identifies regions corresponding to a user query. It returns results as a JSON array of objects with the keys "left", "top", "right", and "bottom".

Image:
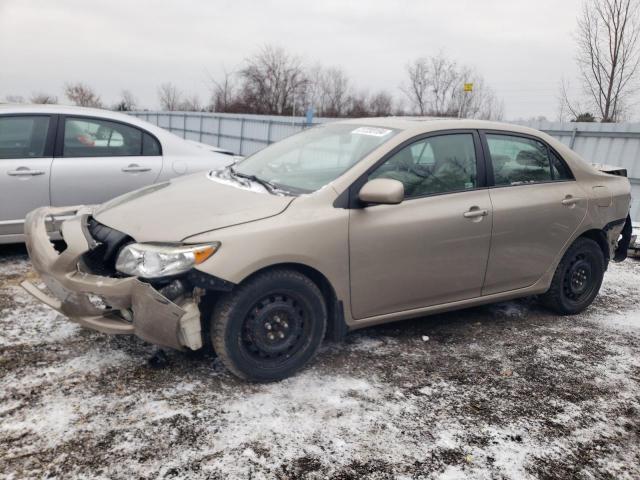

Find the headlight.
[{"left": 115, "top": 242, "right": 219, "bottom": 278}]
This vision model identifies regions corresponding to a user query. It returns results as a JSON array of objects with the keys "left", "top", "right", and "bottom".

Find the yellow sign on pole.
[{"left": 463, "top": 83, "right": 474, "bottom": 92}]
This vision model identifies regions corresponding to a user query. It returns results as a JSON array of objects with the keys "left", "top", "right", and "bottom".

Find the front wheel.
[
  {"left": 211, "top": 269, "right": 327, "bottom": 382},
  {"left": 540, "top": 237, "right": 605, "bottom": 315}
]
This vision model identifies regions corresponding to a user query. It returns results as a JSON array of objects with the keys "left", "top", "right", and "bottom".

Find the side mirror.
[{"left": 358, "top": 178, "right": 404, "bottom": 205}]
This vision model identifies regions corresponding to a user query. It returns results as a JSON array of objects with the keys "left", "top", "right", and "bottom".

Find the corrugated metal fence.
[
  {"left": 130, "top": 111, "right": 328, "bottom": 156},
  {"left": 129, "top": 111, "right": 640, "bottom": 221}
]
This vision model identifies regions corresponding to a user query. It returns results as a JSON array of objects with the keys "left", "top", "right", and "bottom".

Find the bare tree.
[
  {"left": 30, "top": 92, "right": 58, "bottom": 104},
  {"left": 303, "top": 64, "right": 326, "bottom": 114},
  {"left": 368, "top": 90, "right": 394, "bottom": 116},
  {"left": 179, "top": 94, "right": 202, "bottom": 111},
  {"left": 393, "top": 97, "right": 408, "bottom": 116},
  {"left": 402, "top": 58, "right": 430, "bottom": 115},
  {"left": 157, "top": 82, "right": 183, "bottom": 111},
  {"left": 452, "top": 71, "right": 504, "bottom": 120},
  {"left": 65, "top": 82, "right": 102, "bottom": 107},
  {"left": 346, "top": 90, "right": 371, "bottom": 117},
  {"left": 558, "top": 79, "right": 593, "bottom": 120},
  {"left": 304, "top": 65, "right": 351, "bottom": 116},
  {"left": 239, "top": 45, "right": 308, "bottom": 114},
  {"left": 402, "top": 55, "right": 463, "bottom": 117},
  {"left": 209, "top": 69, "right": 239, "bottom": 112},
  {"left": 114, "top": 90, "right": 137, "bottom": 111},
  {"left": 402, "top": 55, "right": 503, "bottom": 119},
  {"left": 4, "top": 94, "right": 25, "bottom": 104},
  {"left": 566, "top": 0, "right": 640, "bottom": 122},
  {"left": 426, "top": 55, "right": 460, "bottom": 115},
  {"left": 319, "top": 67, "right": 351, "bottom": 117}
]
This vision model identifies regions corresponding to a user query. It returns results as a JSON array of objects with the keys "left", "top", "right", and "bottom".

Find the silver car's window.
[
  {"left": 234, "top": 124, "right": 398, "bottom": 193},
  {"left": 142, "top": 132, "right": 161, "bottom": 156},
  {"left": 370, "top": 133, "right": 478, "bottom": 198},
  {"left": 486, "top": 134, "right": 572, "bottom": 185},
  {"left": 62, "top": 117, "right": 158, "bottom": 158},
  {"left": 0, "top": 116, "right": 50, "bottom": 159}
]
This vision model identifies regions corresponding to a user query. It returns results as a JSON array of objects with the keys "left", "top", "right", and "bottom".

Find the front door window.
[{"left": 370, "top": 133, "right": 478, "bottom": 197}]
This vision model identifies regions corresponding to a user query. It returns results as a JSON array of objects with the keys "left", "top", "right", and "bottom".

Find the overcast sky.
[{"left": 0, "top": 0, "right": 585, "bottom": 120}]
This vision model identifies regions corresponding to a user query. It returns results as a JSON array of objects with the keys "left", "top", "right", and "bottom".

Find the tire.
[
  {"left": 211, "top": 269, "right": 327, "bottom": 382},
  {"left": 540, "top": 237, "right": 605, "bottom": 315}
]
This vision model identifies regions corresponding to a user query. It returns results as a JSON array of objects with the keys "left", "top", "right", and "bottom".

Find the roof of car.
[
  {"left": 334, "top": 116, "right": 545, "bottom": 137},
  {"left": 0, "top": 103, "right": 143, "bottom": 121},
  {"left": 0, "top": 104, "right": 176, "bottom": 141}
]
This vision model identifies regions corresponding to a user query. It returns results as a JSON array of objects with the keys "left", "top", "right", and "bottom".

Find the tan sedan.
[{"left": 22, "top": 119, "right": 632, "bottom": 381}]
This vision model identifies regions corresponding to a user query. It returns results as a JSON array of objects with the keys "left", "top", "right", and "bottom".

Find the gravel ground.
[{"left": 1, "top": 244, "right": 639, "bottom": 480}]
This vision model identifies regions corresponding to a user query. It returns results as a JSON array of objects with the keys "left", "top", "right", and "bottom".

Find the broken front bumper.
[{"left": 21, "top": 206, "right": 202, "bottom": 350}]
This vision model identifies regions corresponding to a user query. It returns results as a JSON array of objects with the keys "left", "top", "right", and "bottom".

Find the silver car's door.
[
  {"left": 0, "top": 114, "right": 54, "bottom": 238},
  {"left": 50, "top": 116, "right": 162, "bottom": 206}
]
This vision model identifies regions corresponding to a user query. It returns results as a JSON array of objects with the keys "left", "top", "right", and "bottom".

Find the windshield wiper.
[{"left": 229, "top": 166, "right": 283, "bottom": 194}]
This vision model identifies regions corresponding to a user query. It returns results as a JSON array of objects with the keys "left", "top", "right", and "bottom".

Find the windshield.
[{"left": 233, "top": 124, "right": 398, "bottom": 193}]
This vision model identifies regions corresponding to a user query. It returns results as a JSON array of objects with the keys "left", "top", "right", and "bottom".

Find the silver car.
[{"left": 0, "top": 105, "right": 234, "bottom": 244}]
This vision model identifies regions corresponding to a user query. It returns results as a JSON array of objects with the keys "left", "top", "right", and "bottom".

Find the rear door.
[
  {"left": 50, "top": 116, "right": 162, "bottom": 206},
  {"left": 480, "top": 131, "right": 587, "bottom": 295},
  {"left": 0, "top": 114, "right": 55, "bottom": 237}
]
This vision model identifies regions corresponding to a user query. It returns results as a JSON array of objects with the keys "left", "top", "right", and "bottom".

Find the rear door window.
[
  {"left": 0, "top": 116, "right": 50, "bottom": 159},
  {"left": 485, "top": 134, "right": 572, "bottom": 186},
  {"left": 62, "top": 117, "right": 144, "bottom": 157}
]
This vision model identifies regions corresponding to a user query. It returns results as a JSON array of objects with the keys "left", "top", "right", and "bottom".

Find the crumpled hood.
[{"left": 93, "top": 172, "right": 294, "bottom": 242}]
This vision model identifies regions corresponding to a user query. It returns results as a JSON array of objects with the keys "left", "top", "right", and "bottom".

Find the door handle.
[
  {"left": 561, "top": 195, "right": 580, "bottom": 206},
  {"left": 463, "top": 208, "right": 488, "bottom": 219},
  {"left": 7, "top": 169, "right": 45, "bottom": 176},
  {"left": 122, "top": 164, "right": 151, "bottom": 173}
]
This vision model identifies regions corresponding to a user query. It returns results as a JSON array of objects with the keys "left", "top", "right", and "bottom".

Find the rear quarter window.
[{"left": 143, "top": 132, "right": 161, "bottom": 156}]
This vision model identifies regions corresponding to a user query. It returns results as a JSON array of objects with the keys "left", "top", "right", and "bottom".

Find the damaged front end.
[{"left": 21, "top": 206, "right": 227, "bottom": 350}]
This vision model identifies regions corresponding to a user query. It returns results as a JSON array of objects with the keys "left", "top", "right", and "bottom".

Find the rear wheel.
[
  {"left": 541, "top": 237, "right": 605, "bottom": 315},
  {"left": 211, "top": 269, "right": 327, "bottom": 381}
]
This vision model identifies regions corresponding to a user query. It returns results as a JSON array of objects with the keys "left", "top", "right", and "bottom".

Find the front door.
[
  {"left": 480, "top": 132, "right": 587, "bottom": 294},
  {"left": 0, "top": 115, "right": 54, "bottom": 237},
  {"left": 349, "top": 132, "right": 492, "bottom": 319},
  {"left": 50, "top": 116, "right": 162, "bottom": 206}
]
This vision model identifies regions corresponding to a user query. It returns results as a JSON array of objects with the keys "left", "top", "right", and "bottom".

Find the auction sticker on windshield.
[{"left": 351, "top": 127, "right": 393, "bottom": 137}]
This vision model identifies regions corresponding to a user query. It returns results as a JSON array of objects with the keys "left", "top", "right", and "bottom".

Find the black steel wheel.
[
  {"left": 241, "top": 293, "right": 310, "bottom": 365},
  {"left": 211, "top": 269, "right": 327, "bottom": 381},
  {"left": 541, "top": 237, "right": 605, "bottom": 315}
]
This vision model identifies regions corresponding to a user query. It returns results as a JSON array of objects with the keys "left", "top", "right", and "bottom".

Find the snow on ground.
[{"left": 1, "top": 244, "right": 639, "bottom": 479}]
